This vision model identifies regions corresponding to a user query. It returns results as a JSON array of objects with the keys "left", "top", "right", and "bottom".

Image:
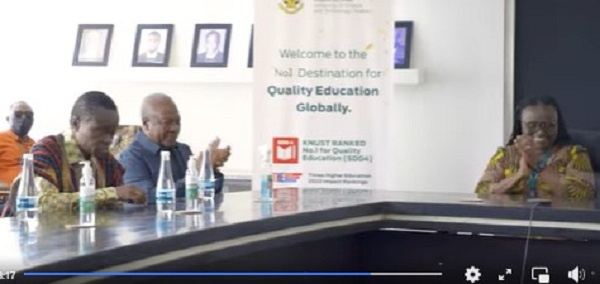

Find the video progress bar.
[{"left": 25, "top": 272, "right": 444, "bottom": 277}]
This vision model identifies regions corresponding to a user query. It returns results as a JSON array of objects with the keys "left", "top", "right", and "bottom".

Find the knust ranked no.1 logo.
[{"left": 279, "top": 0, "right": 304, "bottom": 14}]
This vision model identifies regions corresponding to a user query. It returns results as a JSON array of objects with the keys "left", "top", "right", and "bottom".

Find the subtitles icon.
[{"left": 532, "top": 267, "right": 550, "bottom": 283}]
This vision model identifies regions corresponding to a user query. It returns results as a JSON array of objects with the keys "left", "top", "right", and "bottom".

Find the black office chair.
[{"left": 568, "top": 129, "right": 600, "bottom": 207}]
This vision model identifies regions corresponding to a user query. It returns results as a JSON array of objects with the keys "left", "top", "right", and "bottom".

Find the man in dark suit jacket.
[
  {"left": 138, "top": 31, "right": 165, "bottom": 64},
  {"left": 119, "top": 93, "right": 231, "bottom": 202}
]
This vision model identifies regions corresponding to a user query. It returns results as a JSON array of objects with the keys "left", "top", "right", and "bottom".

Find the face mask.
[{"left": 10, "top": 117, "right": 33, "bottom": 137}]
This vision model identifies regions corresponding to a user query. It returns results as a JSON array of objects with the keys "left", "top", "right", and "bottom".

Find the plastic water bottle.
[
  {"left": 185, "top": 155, "right": 200, "bottom": 211},
  {"left": 79, "top": 161, "right": 95, "bottom": 226},
  {"left": 199, "top": 148, "right": 215, "bottom": 200},
  {"left": 260, "top": 202, "right": 273, "bottom": 218},
  {"left": 16, "top": 154, "right": 38, "bottom": 221},
  {"left": 156, "top": 151, "right": 176, "bottom": 212},
  {"left": 258, "top": 146, "right": 273, "bottom": 202}
]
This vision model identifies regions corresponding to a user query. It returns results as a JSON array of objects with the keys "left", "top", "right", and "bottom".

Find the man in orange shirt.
[{"left": 0, "top": 101, "right": 35, "bottom": 187}]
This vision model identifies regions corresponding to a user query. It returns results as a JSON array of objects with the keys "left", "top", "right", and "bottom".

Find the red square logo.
[{"left": 272, "top": 137, "right": 299, "bottom": 164}]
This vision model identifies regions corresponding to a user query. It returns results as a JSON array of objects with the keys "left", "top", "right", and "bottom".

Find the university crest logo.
[{"left": 279, "top": 0, "right": 304, "bottom": 15}]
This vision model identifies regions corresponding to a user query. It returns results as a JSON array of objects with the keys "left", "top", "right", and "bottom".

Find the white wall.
[
  {"left": 392, "top": 0, "right": 506, "bottom": 192},
  {"left": 0, "top": 0, "right": 254, "bottom": 176},
  {"left": 0, "top": 0, "right": 506, "bottom": 192}
]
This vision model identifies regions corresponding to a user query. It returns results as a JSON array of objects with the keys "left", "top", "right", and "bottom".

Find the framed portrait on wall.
[
  {"left": 191, "top": 24, "right": 232, "bottom": 68},
  {"left": 72, "top": 24, "right": 114, "bottom": 66},
  {"left": 132, "top": 24, "right": 173, "bottom": 67},
  {"left": 394, "top": 21, "right": 413, "bottom": 69},
  {"left": 248, "top": 25, "right": 253, "bottom": 68}
]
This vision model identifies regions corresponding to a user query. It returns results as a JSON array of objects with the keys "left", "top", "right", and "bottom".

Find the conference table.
[{"left": 2, "top": 188, "right": 600, "bottom": 284}]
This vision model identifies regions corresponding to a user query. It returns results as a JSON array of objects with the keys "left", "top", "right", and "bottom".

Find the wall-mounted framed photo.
[
  {"left": 132, "top": 24, "right": 173, "bottom": 67},
  {"left": 394, "top": 21, "right": 413, "bottom": 69},
  {"left": 191, "top": 24, "right": 232, "bottom": 68},
  {"left": 248, "top": 25, "right": 253, "bottom": 68},
  {"left": 72, "top": 24, "right": 114, "bottom": 66}
]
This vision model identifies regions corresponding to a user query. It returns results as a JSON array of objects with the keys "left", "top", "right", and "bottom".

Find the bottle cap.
[
  {"left": 204, "top": 148, "right": 213, "bottom": 164},
  {"left": 23, "top": 153, "right": 34, "bottom": 161},
  {"left": 161, "top": 150, "right": 171, "bottom": 159},
  {"left": 187, "top": 155, "right": 196, "bottom": 171},
  {"left": 80, "top": 160, "right": 93, "bottom": 178}
]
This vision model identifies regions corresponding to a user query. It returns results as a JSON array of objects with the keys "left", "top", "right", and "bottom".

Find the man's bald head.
[
  {"left": 7, "top": 101, "right": 34, "bottom": 138},
  {"left": 141, "top": 93, "right": 177, "bottom": 122},
  {"left": 9, "top": 101, "right": 33, "bottom": 114},
  {"left": 141, "top": 93, "right": 181, "bottom": 147}
]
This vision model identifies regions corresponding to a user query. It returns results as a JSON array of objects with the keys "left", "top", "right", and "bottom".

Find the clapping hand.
[
  {"left": 196, "top": 137, "right": 232, "bottom": 171},
  {"left": 514, "top": 135, "right": 543, "bottom": 172}
]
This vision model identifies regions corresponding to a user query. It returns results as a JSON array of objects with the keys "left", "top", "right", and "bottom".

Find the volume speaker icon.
[{"left": 568, "top": 266, "right": 586, "bottom": 283}]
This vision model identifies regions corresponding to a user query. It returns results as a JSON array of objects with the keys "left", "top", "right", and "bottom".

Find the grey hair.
[{"left": 141, "top": 93, "right": 176, "bottom": 123}]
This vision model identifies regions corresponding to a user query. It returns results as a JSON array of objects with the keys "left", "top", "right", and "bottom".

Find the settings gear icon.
[{"left": 465, "top": 266, "right": 482, "bottom": 283}]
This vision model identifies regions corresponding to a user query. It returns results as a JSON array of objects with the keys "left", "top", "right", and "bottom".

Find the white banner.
[{"left": 253, "top": 0, "right": 393, "bottom": 190}]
